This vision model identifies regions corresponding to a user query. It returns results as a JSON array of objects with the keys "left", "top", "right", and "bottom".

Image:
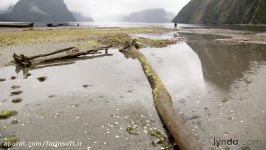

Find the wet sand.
[
  {"left": 0, "top": 48, "right": 169, "bottom": 149},
  {"left": 178, "top": 27, "right": 266, "bottom": 45},
  {"left": 1, "top": 25, "right": 266, "bottom": 150}
]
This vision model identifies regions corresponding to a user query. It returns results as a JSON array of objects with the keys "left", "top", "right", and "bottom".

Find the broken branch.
[
  {"left": 28, "top": 47, "right": 75, "bottom": 60},
  {"left": 13, "top": 45, "right": 112, "bottom": 68}
]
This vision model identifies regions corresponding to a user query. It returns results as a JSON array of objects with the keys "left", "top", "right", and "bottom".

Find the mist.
[{"left": 0, "top": 0, "right": 190, "bottom": 21}]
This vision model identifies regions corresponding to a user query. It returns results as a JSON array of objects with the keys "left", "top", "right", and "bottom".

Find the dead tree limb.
[
  {"left": 28, "top": 47, "right": 75, "bottom": 60},
  {"left": 31, "top": 45, "right": 112, "bottom": 65},
  {"left": 13, "top": 45, "right": 112, "bottom": 68},
  {"left": 120, "top": 41, "right": 202, "bottom": 150}
]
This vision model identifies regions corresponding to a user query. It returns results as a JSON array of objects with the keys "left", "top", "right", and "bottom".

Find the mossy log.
[
  {"left": 120, "top": 41, "right": 202, "bottom": 150},
  {"left": 13, "top": 45, "right": 112, "bottom": 67}
]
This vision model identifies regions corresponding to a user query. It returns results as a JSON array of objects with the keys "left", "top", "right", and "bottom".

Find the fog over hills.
[
  {"left": 0, "top": 0, "right": 190, "bottom": 22},
  {"left": 72, "top": 11, "right": 93, "bottom": 22},
  {"left": 122, "top": 8, "right": 174, "bottom": 23}
]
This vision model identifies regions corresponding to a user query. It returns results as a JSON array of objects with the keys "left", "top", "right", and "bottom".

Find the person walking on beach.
[{"left": 174, "top": 22, "right": 177, "bottom": 31}]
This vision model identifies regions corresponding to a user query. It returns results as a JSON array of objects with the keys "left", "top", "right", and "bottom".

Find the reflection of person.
[
  {"left": 174, "top": 22, "right": 177, "bottom": 31},
  {"left": 174, "top": 32, "right": 178, "bottom": 38}
]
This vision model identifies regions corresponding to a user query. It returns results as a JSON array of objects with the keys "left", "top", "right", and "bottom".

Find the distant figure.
[{"left": 174, "top": 22, "right": 177, "bottom": 31}]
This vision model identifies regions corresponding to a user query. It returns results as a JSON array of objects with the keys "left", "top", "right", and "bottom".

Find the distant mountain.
[
  {"left": 173, "top": 0, "right": 266, "bottom": 24},
  {"left": 0, "top": 0, "right": 76, "bottom": 22},
  {"left": 0, "top": 11, "right": 5, "bottom": 15},
  {"left": 123, "top": 8, "right": 174, "bottom": 23},
  {"left": 72, "top": 11, "right": 93, "bottom": 22},
  {"left": 0, "top": 16, "right": 6, "bottom": 21}
]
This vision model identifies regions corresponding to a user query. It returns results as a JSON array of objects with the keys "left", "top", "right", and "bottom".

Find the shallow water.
[
  {"left": 0, "top": 50, "right": 153, "bottom": 110},
  {"left": 140, "top": 33, "right": 266, "bottom": 149},
  {"left": 141, "top": 42, "right": 205, "bottom": 97}
]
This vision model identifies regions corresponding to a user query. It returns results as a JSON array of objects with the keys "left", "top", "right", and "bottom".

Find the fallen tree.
[
  {"left": 13, "top": 45, "right": 112, "bottom": 68},
  {"left": 120, "top": 40, "right": 202, "bottom": 150}
]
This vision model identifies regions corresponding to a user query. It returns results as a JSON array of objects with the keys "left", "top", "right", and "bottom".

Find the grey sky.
[{"left": 0, "top": 0, "right": 190, "bottom": 21}]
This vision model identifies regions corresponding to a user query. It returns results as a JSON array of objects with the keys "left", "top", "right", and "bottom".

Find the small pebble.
[
  {"left": 10, "top": 76, "right": 16, "bottom": 80},
  {"left": 10, "top": 90, "right": 23, "bottom": 96},
  {"left": 11, "top": 119, "right": 19, "bottom": 125},
  {"left": 11, "top": 85, "right": 21, "bottom": 89},
  {"left": 36, "top": 76, "right": 47, "bottom": 82},
  {"left": 82, "top": 84, "right": 89, "bottom": 88},
  {"left": 48, "top": 95, "right": 55, "bottom": 98}
]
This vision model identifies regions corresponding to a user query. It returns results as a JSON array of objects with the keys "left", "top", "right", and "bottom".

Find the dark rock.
[
  {"left": 10, "top": 90, "right": 23, "bottom": 96},
  {"left": 48, "top": 95, "right": 55, "bottom": 98},
  {"left": 82, "top": 84, "right": 89, "bottom": 88},
  {"left": 10, "top": 76, "right": 16, "bottom": 80},
  {"left": 11, "top": 85, "right": 21, "bottom": 89},
  {"left": 12, "top": 98, "right": 22, "bottom": 103},
  {"left": 36, "top": 76, "right": 47, "bottom": 82}
]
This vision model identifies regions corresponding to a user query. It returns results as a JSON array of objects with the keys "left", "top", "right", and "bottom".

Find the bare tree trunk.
[{"left": 120, "top": 41, "right": 202, "bottom": 150}]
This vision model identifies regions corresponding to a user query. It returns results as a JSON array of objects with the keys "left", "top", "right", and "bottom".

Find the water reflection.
[
  {"left": 0, "top": 50, "right": 151, "bottom": 108},
  {"left": 185, "top": 33, "right": 266, "bottom": 90},
  {"left": 140, "top": 34, "right": 266, "bottom": 149},
  {"left": 141, "top": 42, "right": 205, "bottom": 98}
]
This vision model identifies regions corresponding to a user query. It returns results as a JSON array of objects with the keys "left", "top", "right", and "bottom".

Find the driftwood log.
[
  {"left": 120, "top": 40, "right": 202, "bottom": 150},
  {"left": 0, "top": 23, "right": 34, "bottom": 28},
  {"left": 13, "top": 45, "right": 112, "bottom": 67}
]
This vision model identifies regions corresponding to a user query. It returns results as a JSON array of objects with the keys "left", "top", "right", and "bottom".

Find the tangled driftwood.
[
  {"left": 120, "top": 40, "right": 202, "bottom": 150},
  {"left": 13, "top": 45, "right": 112, "bottom": 68}
]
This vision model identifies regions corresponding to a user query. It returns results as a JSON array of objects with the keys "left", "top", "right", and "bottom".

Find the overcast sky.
[{"left": 0, "top": 0, "right": 190, "bottom": 21}]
